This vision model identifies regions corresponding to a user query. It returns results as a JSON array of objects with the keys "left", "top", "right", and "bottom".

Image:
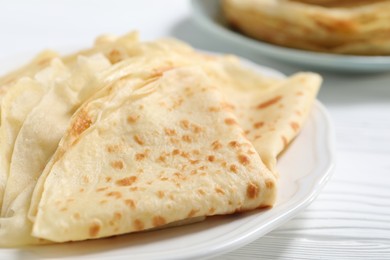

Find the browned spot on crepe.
[
  {"left": 157, "top": 191, "right": 165, "bottom": 198},
  {"left": 89, "top": 222, "right": 101, "bottom": 237},
  {"left": 82, "top": 176, "right": 90, "bottom": 184},
  {"left": 229, "top": 164, "right": 238, "bottom": 173},
  {"left": 116, "top": 176, "right": 137, "bottom": 186},
  {"left": 133, "top": 219, "right": 144, "bottom": 231},
  {"left": 187, "top": 209, "right": 199, "bottom": 218},
  {"left": 265, "top": 180, "right": 274, "bottom": 189},
  {"left": 179, "top": 119, "right": 190, "bottom": 129},
  {"left": 229, "top": 141, "right": 240, "bottom": 148},
  {"left": 215, "top": 188, "right": 225, "bottom": 195},
  {"left": 224, "top": 118, "right": 237, "bottom": 125},
  {"left": 198, "top": 189, "right": 206, "bottom": 195},
  {"left": 246, "top": 183, "right": 259, "bottom": 199},
  {"left": 127, "top": 114, "right": 140, "bottom": 124},
  {"left": 253, "top": 122, "right": 264, "bottom": 129},
  {"left": 124, "top": 199, "right": 136, "bottom": 209},
  {"left": 153, "top": 216, "right": 166, "bottom": 227},
  {"left": 135, "top": 153, "right": 146, "bottom": 161},
  {"left": 108, "top": 49, "right": 123, "bottom": 63},
  {"left": 182, "top": 135, "right": 192, "bottom": 143},
  {"left": 114, "top": 212, "right": 122, "bottom": 220},
  {"left": 290, "top": 121, "right": 300, "bottom": 132},
  {"left": 110, "top": 160, "right": 124, "bottom": 170},
  {"left": 238, "top": 154, "right": 250, "bottom": 165},
  {"left": 164, "top": 128, "right": 177, "bottom": 136},
  {"left": 106, "top": 191, "right": 122, "bottom": 199},
  {"left": 107, "top": 144, "right": 121, "bottom": 153},
  {"left": 70, "top": 109, "right": 92, "bottom": 137},
  {"left": 133, "top": 135, "right": 144, "bottom": 145},
  {"left": 208, "top": 106, "right": 220, "bottom": 112},
  {"left": 211, "top": 140, "right": 222, "bottom": 150},
  {"left": 37, "top": 57, "right": 52, "bottom": 66},
  {"left": 256, "top": 96, "right": 282, "bottom": 109},
  {"left": 207, "top": 155, "right": 216, "bottom": 162},
  {"left": 281, "top": 135, "right": 288, "bottom": 148},
  {"left": 191, "top": 124, "right": 203, "bottom": 134}
]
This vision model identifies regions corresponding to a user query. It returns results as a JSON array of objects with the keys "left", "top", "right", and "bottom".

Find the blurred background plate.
[{"left": 191, "top": 0, "right": 390, "bottom": 73}]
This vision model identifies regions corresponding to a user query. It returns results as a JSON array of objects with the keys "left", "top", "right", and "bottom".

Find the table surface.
[{"left": 1, "top": 1, "right": 389, "bottom": 259}]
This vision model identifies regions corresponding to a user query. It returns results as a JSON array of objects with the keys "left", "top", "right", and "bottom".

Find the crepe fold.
[
  {"left": 0, "top": 32, "right": 321, "bottom": 246},
  {"left": 29, "top": 65, "right": 277, "bottom": 241},
  {"left": 0, "top": 54, "right": 112, "bottom": 246}
]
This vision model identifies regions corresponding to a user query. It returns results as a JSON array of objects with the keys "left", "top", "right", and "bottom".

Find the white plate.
[
  {"left": 0, "top": 52, "right": 334, "bottom": 260},
  {"left": 191, "top": 0, "right": 390, "bottom": 73}
]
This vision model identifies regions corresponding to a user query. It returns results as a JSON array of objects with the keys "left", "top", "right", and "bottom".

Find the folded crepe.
[
  {"left": 30, "top": 65, "right": 276, "bottom": 242},
  {"left": 29, "top": 65, "right": 319, "bottom": 243},
  {"left": 0, "top": 59, "right": 70, "bottom": 214},
  {"left": 0, "top": 49, "right": 218, "bottom": 246},
  {"left": 0, "top": 33, "right": 321, "bottom": 246},
  {"left": 0, "top": 50, "right": 60, "bottom": 97},
  {"left": 0, "top": 36, "right": 201, "bottom": 246},
  {"left": 0, "top": 41, "right": 113, "bottom": 207},
  {"left": 0, "top": 54, "right": 111, "bottom": 246},
  {"left": 195, "top": 57, "right": 320, "bottom": 174},
  {"left": 0, "top": 32, "right": 150, "bottom": 214},
  {"left": 87, "top": 36, "right": 321, "bottom": 173},
  {"left": 0, "top": 51, "right": 61, "bottom": 206},
  {"left": 222, "top": 0, "right": 390, "bottom": 55}
]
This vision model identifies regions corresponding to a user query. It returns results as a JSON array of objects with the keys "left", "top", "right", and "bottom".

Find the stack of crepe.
[
  {"left": 222, "top": 0, "right": 390, "bottom": 55},
  {"left": 0, "top": 32, "right": 321, "bottom": 247}
]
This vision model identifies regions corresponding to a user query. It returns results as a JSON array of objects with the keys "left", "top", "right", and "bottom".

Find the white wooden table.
[{"left": 1, "top": 1, "right": 389, "bottom": 259}]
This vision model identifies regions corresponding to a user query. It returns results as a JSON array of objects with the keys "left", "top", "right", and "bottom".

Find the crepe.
[
  {"left": 85, "top": 37, "right": 320, "bottom": 174},
  {"left": 0, "top": 50, "right": 59, "bottom": 100},
  {"left": 203, "top": 59, "right": 321, "bottom": 173},
  {"left": 1, "top": 50, "right": 214, "bottom": 246},
  {"left": 291, "top": 0, "right": 388, "bottom": 8},
  {"left": 0, "top": 37, "right": 196, "bottom": 246},
  {"left": 222, "top": 0, "right": 390, "bottom": 55},
  {"left": 0, "top": 59, "right": 69, "bottom": 212},
  {"left": 29, "top": 61, "right": 319, "bottom": 243},
  {"left": 0, "top": 34, "right": 136, "bottom": 205},
  {"left": 30, "top": 65, "right": 276, "bottom": 242},
  {"left": 0, "top": 32, "right": 320, "bottom": 246},
  {"left": 0, "top": 51, "right": 61, "bottom": 206},
  {"left": 233, "top": 73, "right": 321, "bottom": 173},
  {"left": 0, "top": 54, "right": 111, "bottom": 246}
]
